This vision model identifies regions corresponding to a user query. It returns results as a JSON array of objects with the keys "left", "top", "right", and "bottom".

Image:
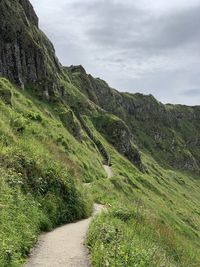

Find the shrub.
[{"left": 10, "top": 115, "right": 27, "bottom": 133}]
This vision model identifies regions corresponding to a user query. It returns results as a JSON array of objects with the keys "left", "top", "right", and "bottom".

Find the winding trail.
[
  {"left": 24, "top": 204, "right": 104, "bottom": 267},
  {"left": 103, "top": 165, "right": 113, "bottom": 178}
]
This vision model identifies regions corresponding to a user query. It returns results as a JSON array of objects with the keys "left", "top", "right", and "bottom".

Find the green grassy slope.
[
  {"left": 0, "top": 1, "right": 200, "bottom": 266},
  {"left": 0, "top": 77, "right": 106, "bottom": 266},
  {"left": 66, "top": 66, "right": 200, "bottom": 174},
  {"left": 0, "top": 71, "right": 200, "bottom": 267},
  {"left": 1, "top": 73, "right": 200, "bottom": 267},
  {"left": 82, "top": 115, "right": 200, "bottom": 266}
]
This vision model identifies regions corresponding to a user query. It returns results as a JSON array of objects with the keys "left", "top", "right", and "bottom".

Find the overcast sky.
[{"left": 30, "top": 0, "right": 200, "bottom": 106}]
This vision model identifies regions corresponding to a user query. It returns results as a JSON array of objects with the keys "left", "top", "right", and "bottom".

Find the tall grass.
[
  {"left": 1, "top": 77, "right": 200, "bottom": 267},
  {"left": 0, "top": 78, "right": 102, "bottom": 266}
]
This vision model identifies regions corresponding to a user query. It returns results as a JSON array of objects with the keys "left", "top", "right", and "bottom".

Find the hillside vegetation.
[{"left": 0, "top": 0, "right": 200, "bottom": 266}]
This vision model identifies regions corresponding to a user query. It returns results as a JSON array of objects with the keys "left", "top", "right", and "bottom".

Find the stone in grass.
[{"left": 0, "top": 86, "right": 12, "bottom": 105}]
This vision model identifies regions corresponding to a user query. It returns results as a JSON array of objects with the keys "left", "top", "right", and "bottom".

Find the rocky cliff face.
[
  {"left": 19, "top": 0, "right": 39, "bottom": 27},
  {"left": 66, "top": 66, "right": 200, "bottom": 173},
  {"left": 92, "top": 114, "right": 144, "bottom": 171},
  {"left": 0, "top": 0, "right": 199, "bottom": 173},
  {"left": 0, "top": 0, "right": 61, "bottom": 98}
]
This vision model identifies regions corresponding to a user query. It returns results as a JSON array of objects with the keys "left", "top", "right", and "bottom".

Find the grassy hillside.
[
  {"left": 0, "top": 77, "right": 106, "bottom": 266},
  {"left": 0, "top": 1, "right": 200, "bottom": 266},
  {"left": 1, "top": 73, "right": 200, "bottom": 267},
  {"left": 83, "top": 115, "right": 200, "bottom": 266},
  {"left": 66, "top": 66, "right": 200, "bottom": 174}
]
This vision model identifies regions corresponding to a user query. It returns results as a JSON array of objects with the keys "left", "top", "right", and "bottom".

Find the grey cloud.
[
  {"left": 149, "top": 5, "right": 200, "bottom": 50},
  {"left": 30, "top": 0, "right": 200, "bottom": 105},
  {"left": 69, "top": 0, "right": 149, "bottom": 48},
  {"left": 181, "top": 89, "right": 200, "bottom": 96},
  {"left": 82, "top": 2, "right": 200, "bottom": 52}
]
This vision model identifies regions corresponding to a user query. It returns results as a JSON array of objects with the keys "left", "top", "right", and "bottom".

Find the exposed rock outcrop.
[
  {"left": 19, "top": 0, "right": 39, "bottom": 27},
  {"left": 93, "top": 114, "right": 144, "bottom": 171},
  {"left": 0, "top": 0, "right": 199, "bottom": 174},
  {"left": 0, "top": 0, "right": 61, "bottom": 97},
  {"left": 58, "top": 107, "right": 83, "bottom": 141},
  {"left": 67, "top": 66, "right": 200, "bottom": 173},
  {"left": 76, "top": 113, "right": 110, "bottom": 165}
]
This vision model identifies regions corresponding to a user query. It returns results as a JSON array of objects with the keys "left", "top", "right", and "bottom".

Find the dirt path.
[
  {"left": 24, "top": 204, "right": 104, "bottom": 267},
  {"left": 103, "top": 165, "right": 113, "bottom": 178}
]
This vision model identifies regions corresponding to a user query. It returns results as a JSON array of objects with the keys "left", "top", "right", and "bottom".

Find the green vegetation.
[
  {"left": 0, "top": 72, "right": 200, "bottom": 267},
  {"left": 0, "top": 1, "right": 200, "bottom": 266},
  {"left": 0, "top": 67, "right": 200, "bottom": 267},
  {"left": 67, "top": 65, "right": 200, "bottom": 174},
  {"left": 0, "top": 78, "right": 105, "bottom": 266},
  {"left": 87, "top": 146, "right": 200, "bottom": 266}
]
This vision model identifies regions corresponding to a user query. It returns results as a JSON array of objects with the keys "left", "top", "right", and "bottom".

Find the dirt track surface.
[
  {"left": 103, "top": 165, "right": 113, "bottom": 178},
  {"left": 24, "top": 204, "right": 104, "bottom": 267}
]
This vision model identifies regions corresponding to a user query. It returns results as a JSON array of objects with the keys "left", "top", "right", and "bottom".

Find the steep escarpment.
[
  {"left": 18, "top": 0, "right": 39, "bottom": 26},
  {"left": 0, "top": 1, "right": 200, "bottom": 266},
  {"left": 66, "top": 65, "right": 200, "bottom": 173},
  {"left": 1, "top": 0, "right": 199, "bottom": 174},
  {"left": 0, "top": 0, "right": 61, "bottom": 98},
  {"left": 92, "top": 113, "right": 144, "bottom": 171},
  {"left": 2, "top": 0, "right": 199, "bottom": 174}
]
